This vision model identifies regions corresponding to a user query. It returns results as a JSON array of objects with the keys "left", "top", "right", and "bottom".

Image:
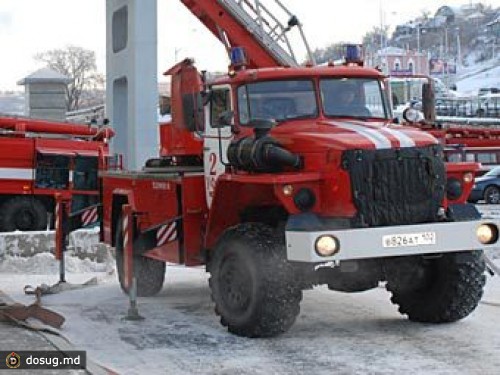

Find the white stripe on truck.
[
  {"left": 0, "top": 167, "right": 33, "bottom": 180},
  {"left": 330, "top": 122, "right": 392, "bottom": 149}
]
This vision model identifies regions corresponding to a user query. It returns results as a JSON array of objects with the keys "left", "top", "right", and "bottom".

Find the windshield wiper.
[
  {"left": 353, "top": 116, "right": 387, "bottom": 121},
  {"left": 283, "top": 114, "right": 316, "bottom": 121},
  {"left": 326, "top": 114, "right": 387, "bottom": 121}
]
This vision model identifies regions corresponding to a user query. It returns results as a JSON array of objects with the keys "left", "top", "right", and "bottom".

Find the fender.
[
  {"left": 204, "top": 172, "right": 321, "bottom": 249},
  {"left": 105, "top": 188, "right": 135, "bottom": 246}
]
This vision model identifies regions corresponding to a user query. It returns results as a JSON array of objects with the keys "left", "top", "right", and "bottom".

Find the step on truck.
[
  {"left": 65, "top": 0, "right": 499, "bottom": 337},
  {"left": 0, "top": 116, "right": 114, "bottom": 232}
]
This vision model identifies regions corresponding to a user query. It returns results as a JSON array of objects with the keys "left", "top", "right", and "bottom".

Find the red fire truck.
[
  {"left": 0, "top": 115, "right": 114, "bottom": 232},
  {"left": 425, "top": 127, "right": 500, "bottom": 174},
  {"left": 60, "top": 0, "right": 500, "bottom": 337}
]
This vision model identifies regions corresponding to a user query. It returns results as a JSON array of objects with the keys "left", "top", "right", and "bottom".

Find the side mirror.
[{"left": 213, "top": 110, "right": 234, "bottom": 128}]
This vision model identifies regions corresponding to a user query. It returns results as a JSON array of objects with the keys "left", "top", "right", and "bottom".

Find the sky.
[{"left": 0, "top": 0, "right": 498, "bottom": 91}]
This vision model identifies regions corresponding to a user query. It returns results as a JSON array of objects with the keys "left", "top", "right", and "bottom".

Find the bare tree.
[
  {"left": 35, "top": 45, "right": 100, "bottom": 111},
  {"left": 311, "top": 42, "right": 351, "bottom": 65},
  {"left": 362, "top": 26, "right": 390, "bottom": 52}
]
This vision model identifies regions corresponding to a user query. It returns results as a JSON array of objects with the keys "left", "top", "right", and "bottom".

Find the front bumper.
[{"left": 286, "top": 219, "right": 500, "bottom": 263}]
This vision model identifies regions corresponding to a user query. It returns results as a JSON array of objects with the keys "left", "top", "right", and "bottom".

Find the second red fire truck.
[{"left": 0, "top": 115, "right": 114, "bottom": 232}]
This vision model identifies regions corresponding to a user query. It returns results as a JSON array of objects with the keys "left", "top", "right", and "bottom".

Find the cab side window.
[
  {"left": 35, "top": 154, "right": 70, "bottom": 189},
  {"left": 73, "top": 156, "right": 98, "bottom": 191},
  {"left": 210, "top": 89, "right": 231, "bottom": 127}
]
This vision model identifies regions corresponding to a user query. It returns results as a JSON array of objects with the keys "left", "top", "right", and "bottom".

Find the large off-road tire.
[
  {"left": 484, "top": 186, "right": 500, "bottom": 204},
  {"left": 386, "top": 251, "right": 485, "bottom": 323},
  {"left": 115, "top": 216, "right": 166, "bottom": 297},
  {"left": 0, "top": 197, "right": 48, "bottom": 232},
  {"left": 209, "top": 223, "right": 302, "bottom": 338}
]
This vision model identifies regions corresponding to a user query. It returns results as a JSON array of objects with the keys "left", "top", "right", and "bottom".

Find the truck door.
[
  {"left": 204, "top": 85, "right": 233, "bottom": 207},
  {"left": 72, "top": 153, "right": 99, "bottom": 212}
]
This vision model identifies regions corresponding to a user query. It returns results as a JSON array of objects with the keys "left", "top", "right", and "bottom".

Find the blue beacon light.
[
  {"left": 345, "top": 44, "right": 362, "bottom": 63},
  {"left": 230, "top": 47, "right": 248, "bottom": 68}
]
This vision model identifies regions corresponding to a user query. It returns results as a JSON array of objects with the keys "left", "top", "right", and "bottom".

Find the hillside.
[
  {"left": 390, "top": 3, "right": 499, "bottom": 67},
  {"left": 456, "top": 56, "right": 500, "bottom": 94}
]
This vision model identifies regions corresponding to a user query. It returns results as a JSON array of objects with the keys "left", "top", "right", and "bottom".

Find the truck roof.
[{"left": 212, "top": 65, "right": 385, "bottom": 85}]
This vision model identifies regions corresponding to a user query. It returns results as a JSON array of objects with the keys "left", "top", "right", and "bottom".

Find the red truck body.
[
  {"left": 0, "top": 115, "right": 114, "bottom": 231},
  {"left": 60, "top": 0, "right": 500, "bottom": 337}
]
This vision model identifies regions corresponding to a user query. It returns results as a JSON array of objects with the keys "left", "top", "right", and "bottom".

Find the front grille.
[{"left": 342, "top": 145, "right": 446, "bottom": 227}]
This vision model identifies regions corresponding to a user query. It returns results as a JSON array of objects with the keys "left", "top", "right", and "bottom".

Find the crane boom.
[{"left": 180, "top": 0, "right": 315, "bottom": 68}]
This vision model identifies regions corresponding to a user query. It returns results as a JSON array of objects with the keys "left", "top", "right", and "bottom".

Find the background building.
[{"left": 371, "top": 47, "right": 429, "bottom": 76}]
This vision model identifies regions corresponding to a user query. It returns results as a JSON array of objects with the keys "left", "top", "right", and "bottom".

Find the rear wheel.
[
  {"left": 386, "top": 251, "right": 485, "bottom": 323},
  {"left": 484, "top": 186, "right": 500, "bottom": 204},
  {"left": 209, "top": 223, "right": 302, "bottom": 337},
  {"left": 115, "top": 216, "right": 166, "bottom": 297},
  {"left": 0, "top": 197, "right": 48, "bottom": 232}
]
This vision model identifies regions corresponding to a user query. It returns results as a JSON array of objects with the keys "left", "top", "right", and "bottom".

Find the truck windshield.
[
  {"left": 320, "top": 78, "right": 390, "bottom": 120},
  {"left": 237, "top": 80, "right": 317, "bottom": 124}
]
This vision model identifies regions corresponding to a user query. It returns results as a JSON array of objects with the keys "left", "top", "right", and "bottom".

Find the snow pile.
[
  {"left": 0, "top": 252, "right": 114, "bottom": 275},
  {"left": 0, "top": 228, "right": 104, "bottom": 261},
  {"left": 70, "top": 227, "right": 100, "bottom": 250}
]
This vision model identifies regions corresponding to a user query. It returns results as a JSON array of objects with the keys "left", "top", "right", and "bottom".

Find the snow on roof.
[
  {"left": 435, "top": 3, "right": 485, "bottom": 19},
  {"left": 435, "top": 5, "right": 461, "bottom": 18},
  {"left": 378, "top": 47, "right": 406, "bottom": 56},
  {"left": 487, "top": 15, "right": 500, "bottom": 26},
  {"left": 465, "top": 11, "right": 485, "bottom": 20},
  {"left": 17, "top": 68, "right": 72, "bottom": 85}
]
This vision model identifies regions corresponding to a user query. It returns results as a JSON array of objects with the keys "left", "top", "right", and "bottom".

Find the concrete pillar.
[
  {"left": 106, "top": 0, "right": 158, "bottom": 169},
  {"left": 17, "top": 68, "right": 71, "bottom": 121}
]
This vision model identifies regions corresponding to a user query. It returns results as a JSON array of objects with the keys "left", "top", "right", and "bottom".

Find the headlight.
[
  {"left": 315, "top": 235, "right": 340, "bottom": 257},
  {"left": 463, "top": 173, "right": 474, "bottom": 184},
  {"left": 283, "top": 184, "right": 294, "bottom": 196},
  {"left": 477, "top": 224, "right": 499, "bottom": 245}
]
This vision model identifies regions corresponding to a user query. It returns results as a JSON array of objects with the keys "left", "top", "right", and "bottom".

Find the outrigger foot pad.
[{"left": 24, "top": 278, "right": 99, "bottom": 296}]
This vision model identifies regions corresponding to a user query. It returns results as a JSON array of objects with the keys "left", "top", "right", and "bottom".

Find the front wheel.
[
  {"left": 386, "top": 251, "right": 485, "bottom": 323},
  {"left": 484, "top": 186, "right": 500, "bottom": 204},
  {"left": 115, "top": 216, "right": 166, "bottom": 297},
  {"left": 209, "top": 223, "right": 302, "bottom": 337}
]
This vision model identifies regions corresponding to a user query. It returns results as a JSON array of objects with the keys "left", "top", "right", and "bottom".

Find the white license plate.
[{"left": 382, "top": 232, "right": 436, "bottom": 248}]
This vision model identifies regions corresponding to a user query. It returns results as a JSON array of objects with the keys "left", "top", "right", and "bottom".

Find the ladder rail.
[
  {"left": 253, "top": 0, "right": 298, "bottom": 62},
  {"left": 251, "top": 0, "right": 315, "bottom": 64},
  {"left": 216, "top": 0, "right": 315, "bottom": 67}
]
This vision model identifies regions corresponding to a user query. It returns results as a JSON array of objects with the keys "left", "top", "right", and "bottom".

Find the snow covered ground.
[
  {"left": 455, "top": 58, "right": 500, "bottom": 96},
  {"left": 1, "top": 240, "right": 500, "bottom": 374}
]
